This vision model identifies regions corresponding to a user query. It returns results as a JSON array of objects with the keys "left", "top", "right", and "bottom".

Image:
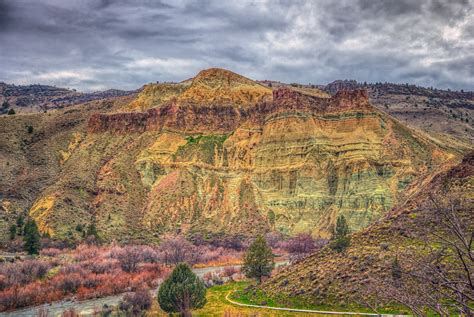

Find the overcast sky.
[{"left": 0, "top": 0, "right": 473, "bottom": 92}]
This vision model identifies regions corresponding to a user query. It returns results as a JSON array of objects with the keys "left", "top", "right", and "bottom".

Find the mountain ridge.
[{"left": 0, "top": 68, "right": 465, "bottom": 243}]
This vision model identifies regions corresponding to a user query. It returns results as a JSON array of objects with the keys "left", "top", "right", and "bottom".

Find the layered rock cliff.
[{"left": 26, "top": 68, "right": 456, "bottom": 241}]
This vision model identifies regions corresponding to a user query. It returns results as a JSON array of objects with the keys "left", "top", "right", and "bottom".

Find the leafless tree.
[
  {"left": 110, "top": 246, "right": 143, "bottom": 273},
  {"left": 283, "top": 233, "right": 327, "bottom": 263},
  {"left": 158, "top": 235, "right": 198, "bottom": 265},
  {"left": 358, "top": 194, "right": 473, "bottom": 316}
]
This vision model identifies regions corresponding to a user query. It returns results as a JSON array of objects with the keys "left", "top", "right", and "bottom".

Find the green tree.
[
  {"left": 86, "top": 223, "right": 99, "bottom": 240},
  {"left": 333, "top": 214, "right": 350, "bottom": 240},
  {"left": 242, "top": 234, "right": 274, "bottom": 283},
  {"left": 16, "top": 214, "right": 25, "bottom": 235},
  {"left": 158, "top": 263, "right": 207, "bottom": 317},
  {"left": 391, "top": 257, "right": 402, "bottom": 280},
  {"left": 23, "top": 219, "right": 41, "bottom": 255},
  {"left": 9, "top": 224, "right": 17, "bottom": 240},
  {"left": 7, "top": 108, "right": 15, "bottom": 115},
  {"left": 329, "top": 215, "right": 350, "bottom": 252}
]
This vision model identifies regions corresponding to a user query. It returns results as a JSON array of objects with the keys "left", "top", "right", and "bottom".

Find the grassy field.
[
  {"left": 195, "top": 281, "right": 323, "bottom": 317},
  {"left": 146, "top": 280, "right": 408, "bottom": 316},
  {"left": 150, "top": 281, "right": 346, "bottom": 316}
]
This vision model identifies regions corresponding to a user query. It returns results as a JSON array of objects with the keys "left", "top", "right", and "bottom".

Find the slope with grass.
[{"left": 259, "top": 152, "right": 473, "bottom": 308}]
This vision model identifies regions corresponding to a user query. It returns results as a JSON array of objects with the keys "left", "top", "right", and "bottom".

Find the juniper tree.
[
  {"left": 158, "top": 263, "right": 207, "bottom": 317},
  {"left": 16, "top": 214, "right": 24, "bottom": 235},
  {"left": 330, "top": 214, "right": 351, "bottom": 252},
  {"left": 242, "top": 234, "right": 274, "bottom": 283},
  {"left": 391, "top": 257, "right": 402, "bottom": 281},
  {"left": 86, "top": 222, "right": 99, "bottom": 241},
  {"left": 334, "top": 214, "right": 350, "bottom": 239},
  {"left": 9, "top": 224, "right": 17, "bottom": 240},
  {"left": 23, "top": 219, "right": 41, "bottom": 255}
]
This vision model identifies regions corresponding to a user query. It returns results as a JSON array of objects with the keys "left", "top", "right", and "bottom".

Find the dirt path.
[{"left": 225, "top": 291, "right": 410, "bottom": 317}]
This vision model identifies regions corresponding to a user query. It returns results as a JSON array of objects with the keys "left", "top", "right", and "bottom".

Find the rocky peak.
[
  {"left": 192, "top": 68, "right": 257, "bottom": 87},
  {"left": 324, "top": 79, "right": 360, "bottom": 95},
  {"left": 273, "top": 87, "right": 371, "bottom": 113},
  {"left": 177, "top": 68, "right": 271, "bottom": 106}
]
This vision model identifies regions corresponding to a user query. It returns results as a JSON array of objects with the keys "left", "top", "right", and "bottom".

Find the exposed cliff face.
[
  {"left": 260, "top": 152, "right": 473, "bottom": 305},
  {"left": 27, "top": 69, "right": 457, "bottom": 241},
  {"left": 88, "top": 87, "right": 372, "bottom": 134}
]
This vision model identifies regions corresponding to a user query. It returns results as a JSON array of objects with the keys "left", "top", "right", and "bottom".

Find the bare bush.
[
  {"left": 283, "top": 233, "right": 327, "bottom": 262},
  {"left": 110, "top": 245, "right": 144, "bottom": 273},
  {"left": 73, "top": 244, "right": 99, "bottom": 261},
  {"left": 158, "top": 235, "right": 197, "bottom": 265},
  {"left": 265, "top": 232, "right": 284, "bottom": 248},
  {"left": 221, "top": 266, "right": 239, "bottom": 281},
  {"left": 0, "top": 260, "right": 51, "bottom": 288},
  {"left": 119, "top": 289, "right": 152, "bottom": 316},
  {"left": 40, "top": 248, "right": 61, "bottom": 257}
]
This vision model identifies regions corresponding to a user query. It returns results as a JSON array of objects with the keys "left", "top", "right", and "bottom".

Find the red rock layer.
[{"left": 88, "top": 88, "right": 372, "bottom": 134}]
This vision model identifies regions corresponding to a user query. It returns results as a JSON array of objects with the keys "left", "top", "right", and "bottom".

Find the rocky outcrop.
[
  {"left": 88, "top": 87, "right": 373, "bottom": 134},
  {"left": 29, "top": 69, "right": 457, "bottom": 241}
]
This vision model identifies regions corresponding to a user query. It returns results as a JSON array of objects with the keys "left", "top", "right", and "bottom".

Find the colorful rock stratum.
[{"left": 15, "top": 68, "right": 459, "bottom": 241}]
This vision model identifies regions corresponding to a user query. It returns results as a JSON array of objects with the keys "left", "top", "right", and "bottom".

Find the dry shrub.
[
  {"left": 73, "top": 244, "right": 99, "bottom": 262},
  {"left": 119, "top": 289, "right": 152, "bottom": 316},
  {"left": 0, "top": 260, "right": 51, "bottom": 288},
  {"left": 52, "top": 273, "right": 82, "bottom": 294},
  {"left": 40, "top": 248, "right": 62, "bottom": 257}
]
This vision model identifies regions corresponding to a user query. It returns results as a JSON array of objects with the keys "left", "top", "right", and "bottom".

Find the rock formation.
[{"left": 25, "top": 68, "right": 456, "bottom": 241}]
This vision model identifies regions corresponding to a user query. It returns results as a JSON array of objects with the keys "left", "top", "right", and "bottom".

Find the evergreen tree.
[
  {"left": 86, "top": 223, "right": 99, "bottom": 240},
  {"left": 391, "top": 257, "right": 402, "bottom": 280},
  {"left": 329, "top": 215, "right": 351, "bottom": 253},
  {"left": 16, "top": 214, "right": 24, "bottom": 235},
  {"left": 158, "top": 263, "right": 207, "bottom": 316},
  {"left": 23, "top": 219, "right": 41, "bottom": 255},
  {"left": 7, "top": 108, "right": 15, "bottom": 115},
  {"left": 242, "top": 234, "right": 274, "bottom": 283},
  {"left": 333, "top": 214, "right": 350, "bottom": 240},
  {"left": 9, "top": 224, "right": 17, "bottom": 240}
]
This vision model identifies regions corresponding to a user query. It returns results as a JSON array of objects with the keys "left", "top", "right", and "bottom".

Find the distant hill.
[
  {"left": 0, "top": 82, "right": 137, "bottom": 114},
  {"left": 325, "top": 80, "right": 474, "bottom": 148},
  {"left": 258, "top": 79, "right": 474, "bottom": 150}
]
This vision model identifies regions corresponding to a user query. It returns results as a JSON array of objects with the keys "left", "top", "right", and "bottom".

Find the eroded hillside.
[
  {"left": 8, "top": 68, "right": 459, "bottom": 242},
  {"left": 260, "top": 152, "right": 473, "bottom": 306}
]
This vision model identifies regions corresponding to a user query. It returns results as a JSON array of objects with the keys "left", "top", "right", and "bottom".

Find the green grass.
[
  {"left": 228, "top": 281, "right": 410, "bottom": 315},
  {"left": 194, "top": 281, "right": 310, "bottom": 316}
]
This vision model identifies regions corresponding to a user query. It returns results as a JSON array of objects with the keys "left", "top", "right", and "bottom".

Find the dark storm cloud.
[{"left": 0, "top": 0, "right": 472, "bottom": 91}]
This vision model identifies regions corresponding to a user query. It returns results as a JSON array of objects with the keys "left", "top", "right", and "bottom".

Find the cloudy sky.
[{"left": 0, "top": 0, "right": 473, "bottom": 92}]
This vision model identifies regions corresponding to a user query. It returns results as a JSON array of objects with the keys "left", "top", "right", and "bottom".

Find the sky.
[{"left": 0, "top": 0, "right": 473, "bottom": 92}]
